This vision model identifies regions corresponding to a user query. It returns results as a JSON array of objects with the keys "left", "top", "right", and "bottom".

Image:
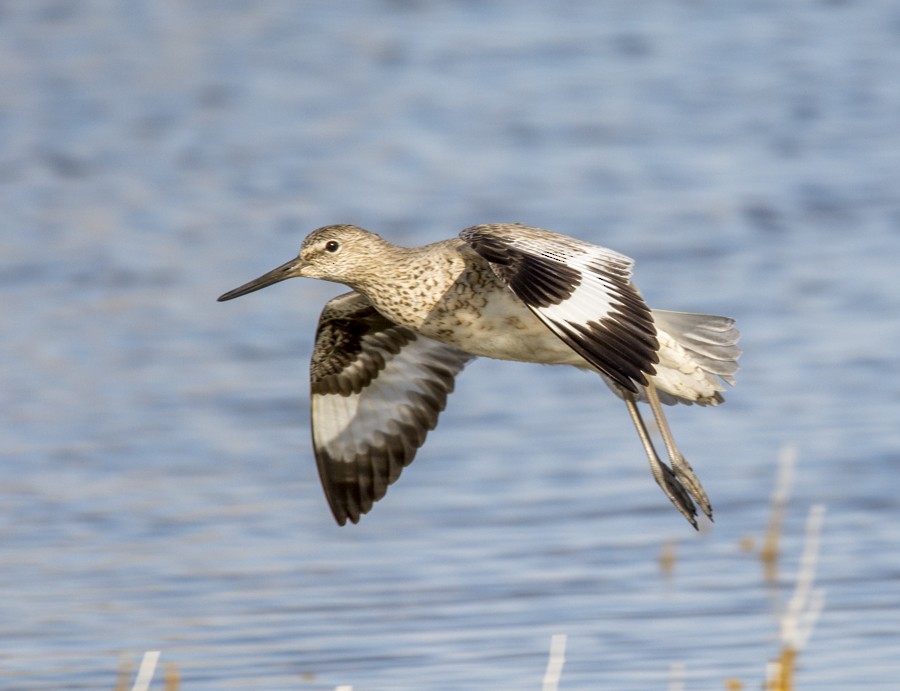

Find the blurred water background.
[{"left": 2, "top": 1, "right": 900, "bottom": 689}]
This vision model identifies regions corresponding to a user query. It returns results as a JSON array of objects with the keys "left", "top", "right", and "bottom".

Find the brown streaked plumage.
[{"left": 218, "top": 223, "right": 741, "bottom": 528}]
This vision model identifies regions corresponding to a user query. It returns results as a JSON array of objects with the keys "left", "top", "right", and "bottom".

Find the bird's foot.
[
  {"left": 671, "top": 454, "right": 713, "bottom": 521},
  {"left": 654, "top": 461, "right": 699, "bottom": 530}
]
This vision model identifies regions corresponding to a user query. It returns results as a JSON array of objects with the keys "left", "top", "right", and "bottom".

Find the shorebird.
[{"left": 219, "top": 223, "right": 740, "bottom": 529}]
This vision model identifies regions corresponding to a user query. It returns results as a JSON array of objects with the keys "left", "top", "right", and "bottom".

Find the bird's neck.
[{"left": 353, "top": 239, "right": 467, "bottom": 330}]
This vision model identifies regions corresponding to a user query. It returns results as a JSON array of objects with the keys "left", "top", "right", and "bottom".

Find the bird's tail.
[{"left": 650, "top": 309, "right": 741, "bottom": 405}]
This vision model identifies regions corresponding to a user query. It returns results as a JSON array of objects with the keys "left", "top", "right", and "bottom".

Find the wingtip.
[{"left": 328, "top": 499, "right": 355, "bottom": 527}]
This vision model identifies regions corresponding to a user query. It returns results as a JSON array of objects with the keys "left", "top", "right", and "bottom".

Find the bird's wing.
[
  {"left": 310, "top": 291, "right": 473, "bottom": 525},
  {"left": 460, "top": 223, "right": 658, "bottom": 393}
]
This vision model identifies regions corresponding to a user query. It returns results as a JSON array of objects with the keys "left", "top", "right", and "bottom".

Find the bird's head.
[{"left": 217, "top": 224, "right": 387, "bottom": 301}]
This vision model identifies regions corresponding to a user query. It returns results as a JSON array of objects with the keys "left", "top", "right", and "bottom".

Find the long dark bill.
[{"left": 217, "top": 257, "right": 301, "bottom": 301}]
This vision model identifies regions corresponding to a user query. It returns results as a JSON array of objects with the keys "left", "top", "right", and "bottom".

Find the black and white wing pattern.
[
  {"left": 460, "top": 223, "right": 659, "bottom": 393},
  {"left": 310, "top": 291, "right": 473, "bottom": 525}
]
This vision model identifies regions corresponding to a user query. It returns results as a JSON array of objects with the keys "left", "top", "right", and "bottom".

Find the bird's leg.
[
  {"left": 623, "top": 392, "right": 698, "bottom": 529},
  {"left": 645, "top": 383, "right": 713, "bottom": 520}
]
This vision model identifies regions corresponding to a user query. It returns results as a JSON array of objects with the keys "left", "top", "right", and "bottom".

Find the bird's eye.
[{"left": 325, "top": 240, "right": 340, "bottom": 253}]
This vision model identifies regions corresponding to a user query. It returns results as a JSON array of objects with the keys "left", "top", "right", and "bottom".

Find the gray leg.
[
  {"left": 623, "top": 392, "right": 698, "bottom": 529},
  {"left": 645, "top": 383, "right": 713, "bottom": 520}
]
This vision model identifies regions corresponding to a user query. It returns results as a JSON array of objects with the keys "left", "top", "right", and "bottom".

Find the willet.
[{"left": 219, "top": 223, "right": 740, "bottom": 529}]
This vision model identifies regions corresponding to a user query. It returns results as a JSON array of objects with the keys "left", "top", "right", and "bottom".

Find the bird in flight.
[{"left": 218, "top": 223, "right": 740, "bottom": 529}]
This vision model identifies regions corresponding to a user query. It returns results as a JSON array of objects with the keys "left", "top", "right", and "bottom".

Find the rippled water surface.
[{"left": 3, "top": 2, "right": 900, "bottom": 689}]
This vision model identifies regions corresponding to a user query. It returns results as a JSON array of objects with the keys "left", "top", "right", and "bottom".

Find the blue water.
[{"left": 2, "top": 2, "right": 900, "bottom": 689}]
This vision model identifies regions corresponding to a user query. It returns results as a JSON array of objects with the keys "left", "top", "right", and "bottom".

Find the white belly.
[{"left": 418, "top": 285, "right": 587, "bottom": 366}]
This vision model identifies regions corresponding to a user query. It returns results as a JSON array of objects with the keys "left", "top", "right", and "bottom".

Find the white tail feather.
[{"left": 650, "top": 309, "right": 741, "bottom": 405}]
